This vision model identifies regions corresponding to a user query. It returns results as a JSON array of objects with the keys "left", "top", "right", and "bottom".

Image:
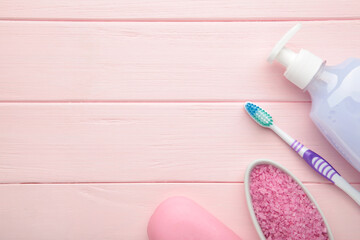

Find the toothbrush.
[{"left": 244, "top": 102, "right": 360, "bottom": 206}]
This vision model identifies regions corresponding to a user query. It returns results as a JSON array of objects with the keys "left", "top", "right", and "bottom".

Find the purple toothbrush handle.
[{"left": 303, "top": 150, "right": 340, "bottom": 183}]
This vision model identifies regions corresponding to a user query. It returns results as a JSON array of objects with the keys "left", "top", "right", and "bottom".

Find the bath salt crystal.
[{"left": 250, "top": 164, "right": 329, "bottom": 240}]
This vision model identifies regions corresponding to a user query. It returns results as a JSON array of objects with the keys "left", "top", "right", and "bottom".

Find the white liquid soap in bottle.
[{"left": 268, "top": 24, "right": 360, "bottom": 172}]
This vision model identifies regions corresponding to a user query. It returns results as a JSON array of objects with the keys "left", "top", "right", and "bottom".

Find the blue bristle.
[{"left": 244, "top": 102, "right": 273, "bottom": 127}]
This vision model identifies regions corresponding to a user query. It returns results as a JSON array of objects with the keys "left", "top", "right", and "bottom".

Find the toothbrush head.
[{"left": 244, "top": 102, "right": 273, "bottom": 128}]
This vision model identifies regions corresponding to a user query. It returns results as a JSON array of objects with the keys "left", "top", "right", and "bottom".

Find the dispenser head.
[
  {"left": 268, "top": 24, "right": 301, "bottom": 64},
  {"left": 268, "top": 24, "right": 324, "bottom": 90}
]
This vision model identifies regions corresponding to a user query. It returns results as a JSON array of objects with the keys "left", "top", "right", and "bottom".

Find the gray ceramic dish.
[{"left": 244, "top": 159, "right": 334, "bottom": 240}]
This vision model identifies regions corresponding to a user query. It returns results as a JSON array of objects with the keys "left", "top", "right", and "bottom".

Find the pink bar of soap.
[{"left": 148, "top": 196, "right": 242, "bottom": 240}]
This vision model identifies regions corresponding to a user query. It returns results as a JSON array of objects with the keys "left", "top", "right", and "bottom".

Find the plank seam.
[
  {"left": 0, "top": 182, "right": 359, "bottom": 185},
  {"left": 0, "top": 18, "right": 360, "bottom": 23},
  {"left": 0, "top": 100, "right": 312, "bottom": 104}
]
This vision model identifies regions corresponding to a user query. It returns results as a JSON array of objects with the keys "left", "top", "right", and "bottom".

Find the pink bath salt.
[{"left": 250, "top": 164, "right": 329, "bottom": 240}]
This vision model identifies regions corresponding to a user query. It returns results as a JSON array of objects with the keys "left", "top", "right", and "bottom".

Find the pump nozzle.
[
  {"left": 268, "top": 23, "right": 324, "bottom": 89},
  {"left": 268, "top": 24, "right": 301, "bottom": 64}
]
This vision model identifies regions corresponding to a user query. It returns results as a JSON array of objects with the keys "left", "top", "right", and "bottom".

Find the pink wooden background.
[{"left": 1, "top": 1, "right": 360, "bottom": 239}]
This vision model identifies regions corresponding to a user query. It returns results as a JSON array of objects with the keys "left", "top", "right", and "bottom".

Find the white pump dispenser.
[
  {"left": 268, "top": 24, "right": 324, "bottom": 89},
  {"left": 268, "top": 23, "right": 360, "bottom": 172}
]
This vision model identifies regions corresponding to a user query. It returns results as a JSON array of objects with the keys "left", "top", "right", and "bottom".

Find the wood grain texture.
[
  {"left": 0, "top": 183, "right": 359, "bottom": 240},
  {"left": 1, "top": 1, "right": 359, "bottom": 238},
  {"left": 0, "top": 0, "right": 359, "bottom": 20},
  {"left": 1, "top": 21, "right": 360, "bottom": 101},
  {"left": 1, "top": 102, "right": 359, "bottom": 183}
]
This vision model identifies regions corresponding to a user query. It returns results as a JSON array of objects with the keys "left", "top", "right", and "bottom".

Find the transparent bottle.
[{"left": 269, "top": 24, "right": 360, "bottom": 172}]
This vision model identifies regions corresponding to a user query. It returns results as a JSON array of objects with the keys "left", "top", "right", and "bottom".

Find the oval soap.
[{"left": 147, "top": 196, "right": 241, "bottom": 240}]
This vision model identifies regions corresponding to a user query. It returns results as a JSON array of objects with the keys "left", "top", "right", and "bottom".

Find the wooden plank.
[
  {"left": 0, "top": 0, "right": 359, "bottom": 20},
  {"left": 1, "top": 102, "right": 359, "bottom": 183},
  {"left": 0, "top": 21, "right": 359, "bottom": 101},
  {"left": 0, "top": 183, "right": 359, "bottom": 240}
]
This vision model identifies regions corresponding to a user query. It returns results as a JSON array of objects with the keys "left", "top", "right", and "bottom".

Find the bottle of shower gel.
[{"left": 268, "top": 24, "right": 360, "bottom": 172}]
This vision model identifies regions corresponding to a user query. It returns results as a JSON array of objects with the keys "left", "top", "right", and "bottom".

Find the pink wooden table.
[{"left": 0, "top": 1, "right": 360, "bottom": 239}]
